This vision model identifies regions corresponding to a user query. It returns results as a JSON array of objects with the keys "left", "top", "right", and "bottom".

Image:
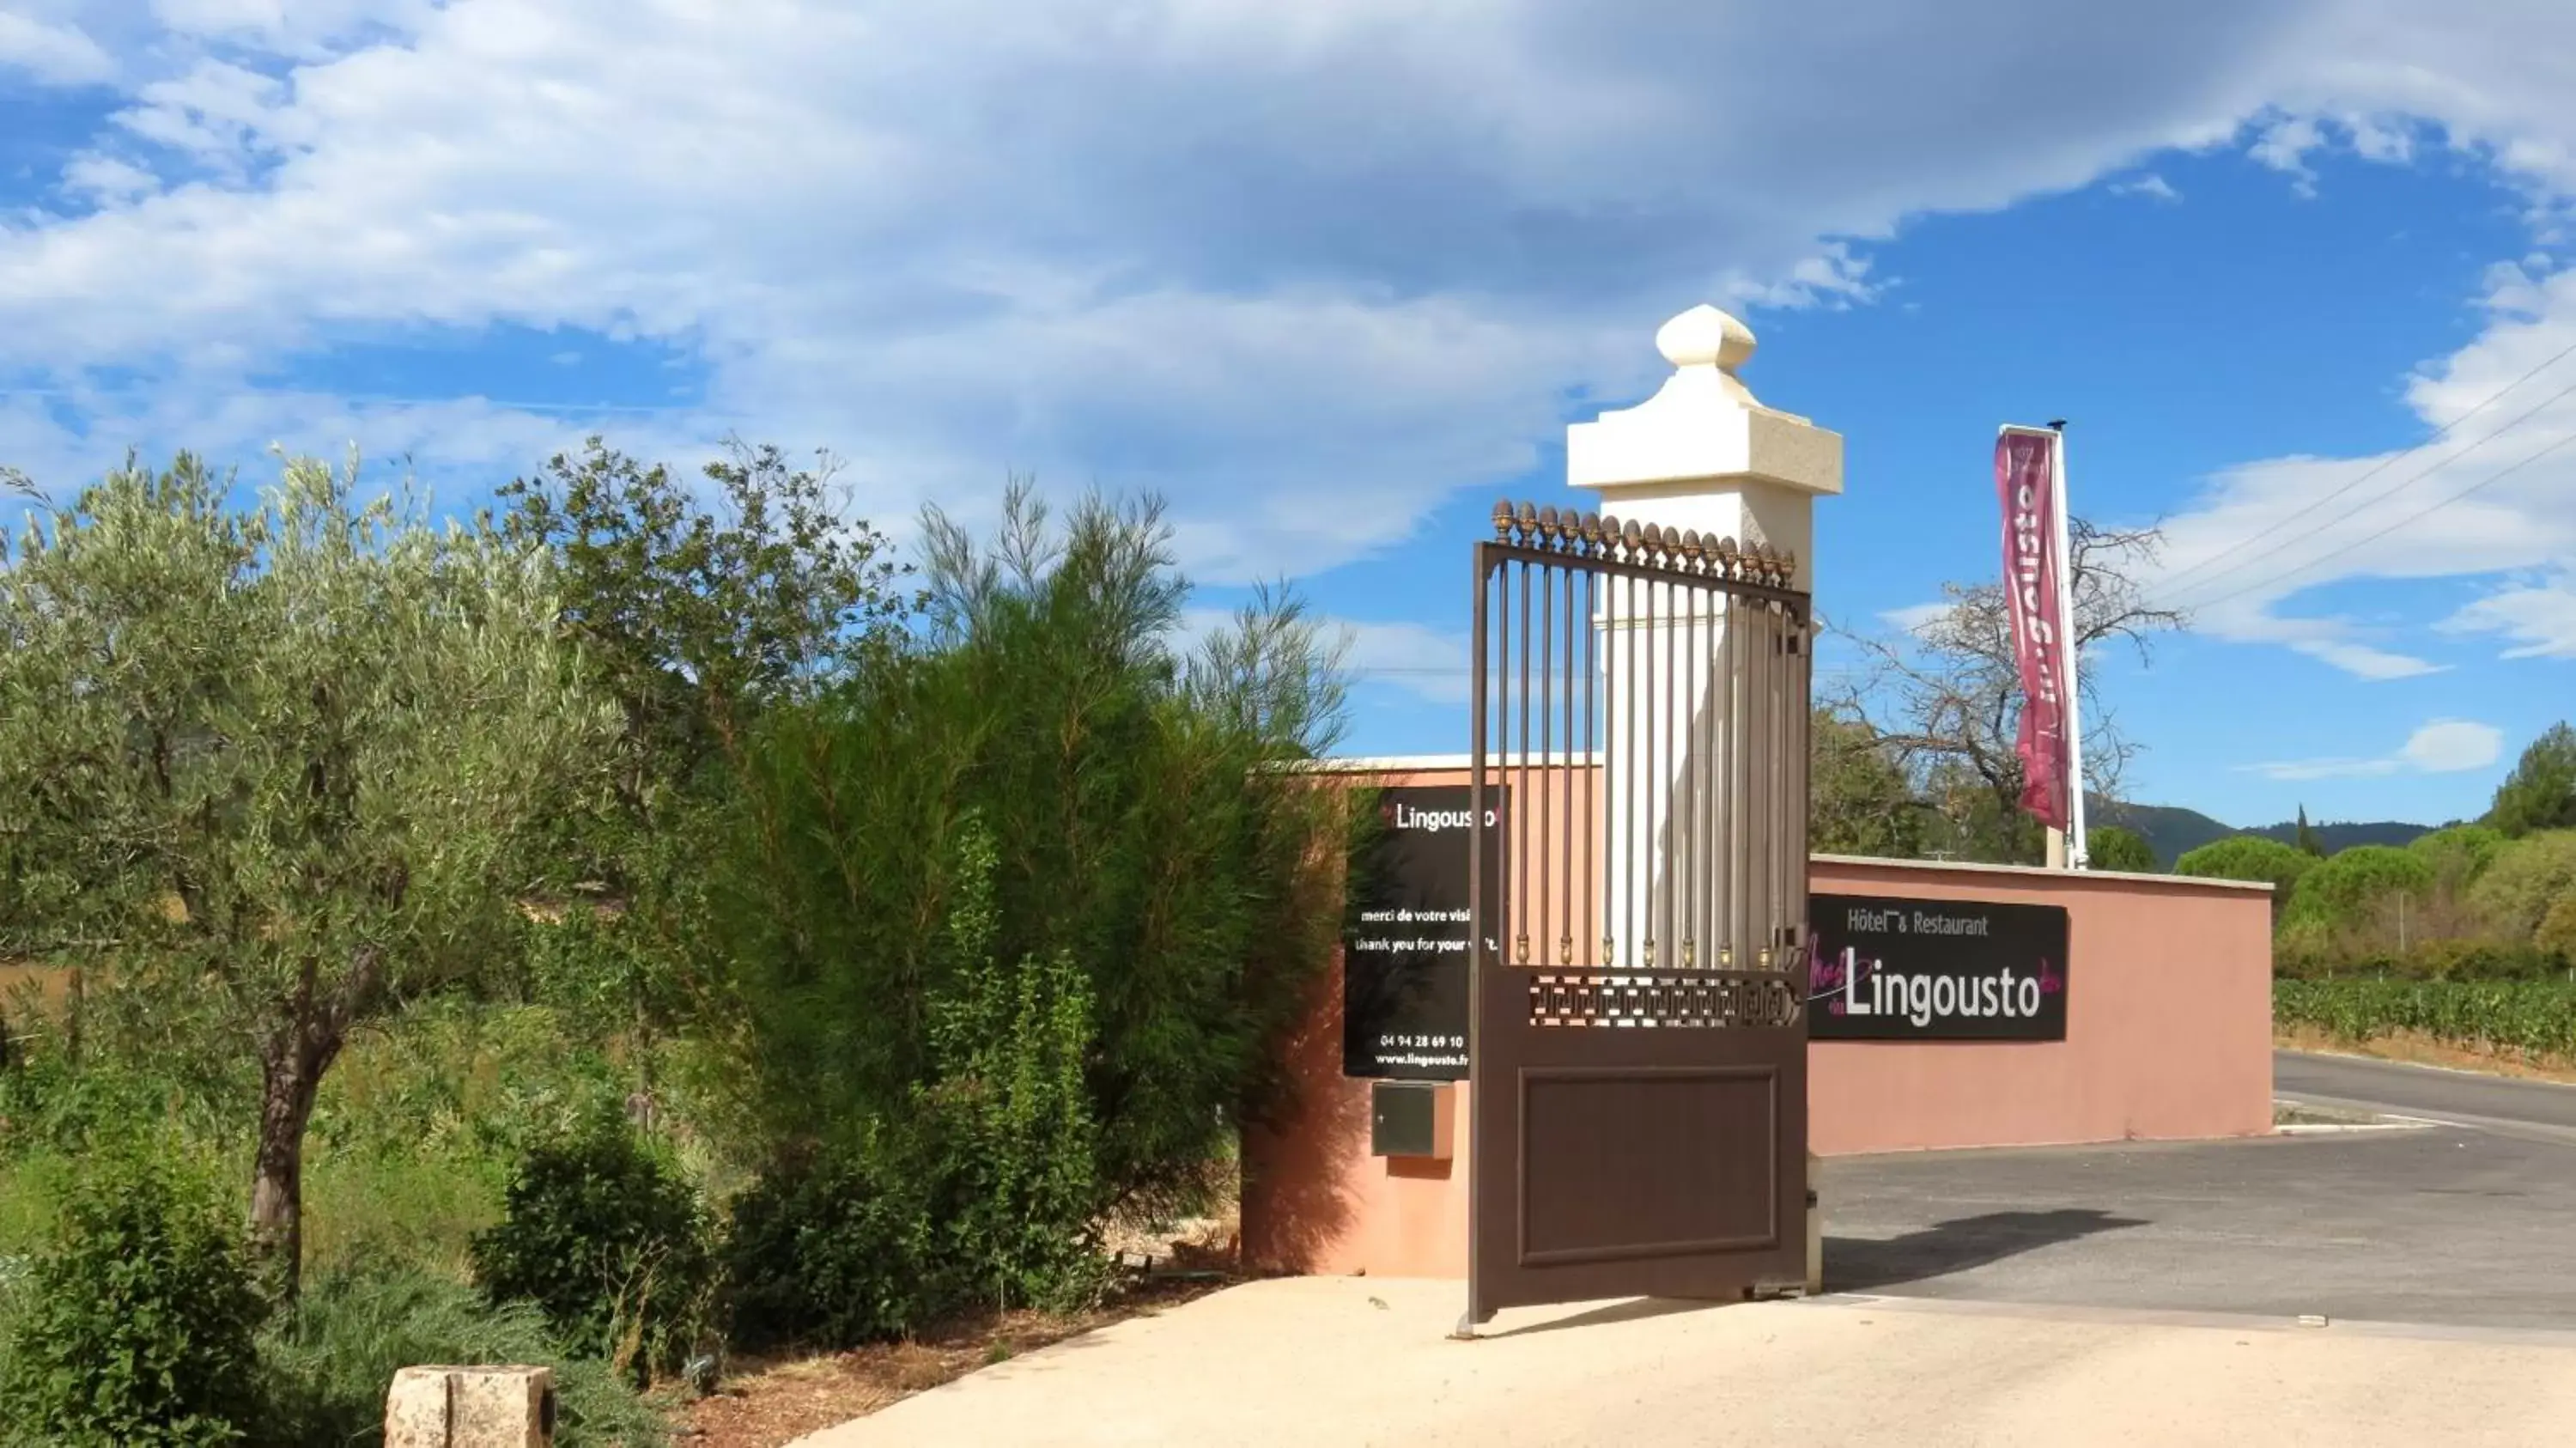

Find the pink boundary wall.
[{"left": 1240, "top": 763, "right": 2275, "bottom": 1280}]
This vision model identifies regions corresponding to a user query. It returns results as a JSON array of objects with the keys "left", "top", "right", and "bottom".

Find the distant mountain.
[
  {"left": 2249, "top": 819, "right": 2438, "bottom": 855},
  {"left": 2089, "top": 798, "right": 2231, "bottom": 867},
  {"left": 2088, "top": 796, "right": 2436, "bottom": 869}
]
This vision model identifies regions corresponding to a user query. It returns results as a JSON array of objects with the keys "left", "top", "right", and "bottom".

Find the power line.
[
  {"left": 2182, "top": 425, "right": 2576, "bottom": 613},
  {"left": 2161, "top": 364, "right": 2576, "bottom": 606},
  {"left": 2154, "top": 335, "right": 2576, "bottom": 598}
]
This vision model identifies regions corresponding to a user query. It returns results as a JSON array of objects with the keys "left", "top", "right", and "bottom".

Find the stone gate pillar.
[{"left": 1570, "top": 305, "right": 1842, "bottom": 969}]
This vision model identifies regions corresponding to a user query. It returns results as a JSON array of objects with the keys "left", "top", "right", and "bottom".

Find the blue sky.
[{"left": 7, "top": 2, "right": 2576, "bottom": 831}]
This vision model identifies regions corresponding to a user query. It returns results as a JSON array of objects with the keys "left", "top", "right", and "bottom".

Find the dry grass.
[{"left": 2275, "top": 1024, "right": 2576, "bottom": 1086}]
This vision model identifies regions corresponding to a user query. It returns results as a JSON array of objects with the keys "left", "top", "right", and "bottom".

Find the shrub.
[
  {"left": 2085, "top": 825, "right": 2158, "bottom": 873},
  {"left": 2277, "top": 939, "right": 2568, "bottom": 983},
  {"left": 260, "top": 1264, "right": 665, "bottom": 1448},
  {"left": 719, "top": 1139, "right": 933, "bottom": 1351},
  {"left": 0, "top": 1145, "right": 264, "bottom": 1447},
  {"left": 720, "top": 821, "right": 1111, "bottom": 1349},
  {"left": 915, "top": 827, "right": 1109, "bottom": 1313},
  {"left": 471, "top": 1113, "right": 714, "bottom": 1385}
]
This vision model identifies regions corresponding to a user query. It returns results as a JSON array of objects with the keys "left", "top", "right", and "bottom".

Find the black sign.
[
  {"left": 1341, "top": 785, "right": 1504, "bottom": 1080},
  {"left": 1806, "top": 893, "right": 2069, "bottom": 1042}
]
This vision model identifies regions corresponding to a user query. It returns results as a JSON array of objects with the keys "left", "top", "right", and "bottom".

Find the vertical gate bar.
[
  {"left": 1638, "top": 569, "right": 1659, "bottom": 964},
  {"left": 1525, "top": 559, "right": 1546, "bottom": 964},
  {"left": 1698, "top": 581, "right": 1716, "bottom": 966},
  {"left": 1712, "top": 590, "right": 1730, "bottom": 967},
  {"left": 1683, "top": 580, "right": 1696, "bottom": 965},
  {"left": 1732, "top": 592, "right": 1753, "bottom": 971},
  {"left": 1686, "top": 574, "right": 1703, "bottom": 965},
  {"left": 1661, "top": 571, "right": 1676, "bottom": 966},
  {"left": 1560, "top": 553, "right": 1576, "bottom": 964},
  {"left": 1638, "top": 572, "right": 1652, "bottom": 969},
  {"left": 1622, "top": 568, "right": 1636, "bottom": 970},
  {"left": 1516, "top": 557, "right": 1530, "bottom": 964},
  {"left": 1752, "top": 599, "right": 1768, "bottom": 961},
  {"left": 1752, "top": 603, "right": 1772, "bottom": 964},
  {"left": 1466, "top": 545, "right": 1488, "bottom": 1331},
  {"left": 1495, "top": 555, "right": 1511, "bottom": 967},
  {"left": 1792, "top": 606, "right": 1814, "bottom": 958},
  {"left": 1583, "top": 567, "right": 1597, "bottom": 964},
  {"left": 1775, "top": 603, "right": 1792, "bottom": 958}
]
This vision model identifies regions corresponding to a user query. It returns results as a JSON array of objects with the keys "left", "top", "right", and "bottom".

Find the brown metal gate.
[{"left": 1467, "top": 501, "right": 1813, "bottom": 1327}]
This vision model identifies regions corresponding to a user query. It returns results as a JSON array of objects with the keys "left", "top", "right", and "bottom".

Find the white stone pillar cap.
[{"left": 1568, "top": 304, "right": 1844, "bottom": 497}]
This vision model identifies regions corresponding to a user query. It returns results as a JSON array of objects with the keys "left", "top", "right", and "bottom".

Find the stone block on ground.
[{"left": 385, "top": 1363, "right": 556, "bottom": 1448}]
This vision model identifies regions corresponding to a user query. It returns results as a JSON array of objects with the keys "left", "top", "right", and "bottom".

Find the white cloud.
[
  {"left": 0, "top": 10, "right": 117, "bottom": 85},
  {"left": 2248, "top": 717, "right": 2503, "bottom": 780},
  {"left": 12, "top": 0, "right": 2576, "bottom": 605},
  {"left": 59, "top": 155, "right": 162, "bottom": 207},
  {"left": 1879, "top": 601, "right": 1953, "bottom": 636},
  {"left": 2146, "top": 260, "right": 2576, "bottom": 677},
  {"left": 2402, "top": 719, "right": 2505, "bottom": 771},
  {"left": 2442, "top": 574, "right": 2576, "bottom": 657},
  {"left": 2111, "top": 173, "right": 2183, "bottom": 203}
]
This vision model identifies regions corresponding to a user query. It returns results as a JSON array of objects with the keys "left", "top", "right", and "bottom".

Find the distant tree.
[
  {"left": 1809, "top": 709, "right": 1927, "bottom": 859},
  {"left": 2085, "top": 824, "right": 2158, "bottom": 873},
  {"left": 2173, "top": 835, "right": 2316, "bottom": 923},
  {"left": 2484, "top": 722, "right": 2576, "bottom": 838},
  {"left": 2294, "top": 805, "right": 2324, "bottom": 857},
  {"left": 2468, "top": 830, "right": 2576, "bottom": 946},
  {"left": 2409, "top": 824, "right": 2506, "bottom": 893},
  {"left": 0, "top": 453, "right": 616, "bottom": 1298},
  {"left": 2285, "top": 845, "right": 2433, "bottom": 933},
  {"left": 1828, "top": 519, "right": 2185, "bottom": 866},
  {"left": 494, "top": 437, "right": 915, "bottom": 1078}
]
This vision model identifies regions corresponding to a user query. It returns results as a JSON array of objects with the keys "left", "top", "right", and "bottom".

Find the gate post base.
[{"left": 1806, "top": 1150, "right": 1824, "bottom": 1297}]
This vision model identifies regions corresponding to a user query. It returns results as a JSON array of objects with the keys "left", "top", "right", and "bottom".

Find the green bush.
[
  {"left": 261, "top": 1264, "right": 665, "bottom": 1448},
  {"left": 719, "top": 1139, "right": 932, "bottom": 1351},
  {"left": 2277, "top": 939, "right": 2568, "bottom": 983},
  {"left": 471, "top": 1113, "right": 714, "bottom": 1386},
  {"left": 0, "top": 1145, "right": 264, "bottom": 1447},
  {"left": 720, "top": 821, "right": 1111, "bottom": 1348},
  {"left": 2085, "top": 825, "right": 2158, "bottom": 873}
]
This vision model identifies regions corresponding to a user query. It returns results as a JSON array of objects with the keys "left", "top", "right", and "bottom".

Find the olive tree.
[{"left": 0, "top": 453, "right": 615, "bottom": 1296}]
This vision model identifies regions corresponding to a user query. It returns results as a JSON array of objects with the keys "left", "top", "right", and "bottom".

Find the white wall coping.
[
  {"left": 1813, "top": 853, "right": 2277, "bottom": 893},
  {"left": 1286, "top": 752, "right": 1599, "bottom": 773}
]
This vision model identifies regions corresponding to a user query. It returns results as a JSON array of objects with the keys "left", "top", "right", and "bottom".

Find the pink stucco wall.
[{"left": 1238, "top": 763, "right": 2275, "bottom": 1281}]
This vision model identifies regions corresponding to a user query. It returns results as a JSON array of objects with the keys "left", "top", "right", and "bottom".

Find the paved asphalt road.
[
  {"left": 2276, "top": 1048, "right": 2576, "bottom": 1141},
  {"left": 1819, "top": 1051, "right": 2576, "bottom": 1330}
]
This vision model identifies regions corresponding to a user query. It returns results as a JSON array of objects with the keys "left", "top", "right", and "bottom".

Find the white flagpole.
[{"left": 2050, "top": 422, "right": 2087, "bottom": 869}]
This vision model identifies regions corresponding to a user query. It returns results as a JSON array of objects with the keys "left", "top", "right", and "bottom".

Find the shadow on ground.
[{"left": 1826, "top": 1209, "right": 2148, "bottom": 1293}]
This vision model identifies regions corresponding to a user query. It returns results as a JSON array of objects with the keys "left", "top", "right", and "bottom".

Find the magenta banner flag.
[{"left": 1996, "top": 429, "right": 2070, "bottom": 830}]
